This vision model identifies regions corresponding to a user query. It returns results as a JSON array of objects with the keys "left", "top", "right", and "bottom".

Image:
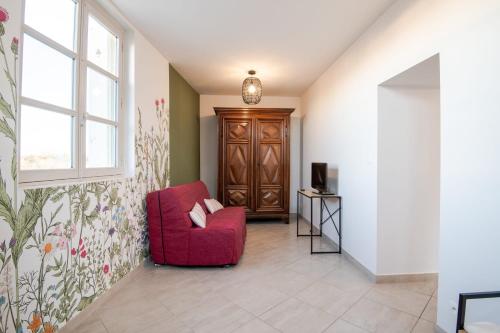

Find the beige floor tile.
[
  {"left": 177, "top": 295, "right": 254, "bottom": 333},
  {"left": 342, "top": 298, "right": 418, "bottom": 333},
  {"left": 365, "top": 287, "right": 430, "bottom": 316},
  {"left": 260, "top": 297, "right": 336, "bottom": 333},
  {"left": 285, "top": 256, "right": 338, "bottom": 279},
  {"left": 220, "top": 281, "right": 289, "bottom": 316},
  {"left": 97, "top": 281, "right": 161, "bottom": 310},
  {"left": 421, "top": 297, "right": 437, "bottom": 323},
  {"left": 100, "top": 303, "right": 173, "bottom": 333},
  {"left": 297, "top": 281, "right": 365, "bottom": 317},
  {"left": 412, "top": 319, "right": 435, "bottom": 333},
  {"left": 253, "top": 267, "right": 316, "bottom": 296},
  {"left": 195, "top": 266, "right": 262, "bottom": 292},
  {"left": 324, "top": 320, "right": 369, "bottom": 333},
  {"left": 232, "top": 318, "right": 280, "bottom": 333},
  {"left": 322, "top": 263, "right": 374, "bottom": 293},
  {"left": 137, "top": 318, "right": 194, "bottom": 333},
  {"left": 156, "top": 281, "right": 216, "bottom": 315},
  {"left": 66, "top": 319, "right": 108, "bottom": 333}
]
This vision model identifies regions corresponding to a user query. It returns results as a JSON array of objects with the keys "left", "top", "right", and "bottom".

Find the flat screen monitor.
[{"left": 311, "top": 163, "right": 327, "bottom": 191}]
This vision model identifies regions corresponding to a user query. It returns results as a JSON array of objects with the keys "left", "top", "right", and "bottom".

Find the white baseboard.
[
  {"left": 435, "top": 324, "right": 447, "bottom": 333},
  {"left": 376, "top": 272, "right": 438, "bottom": 283},
  {"left": 298, "top": 215, "right": 438, "bottom": 283}
]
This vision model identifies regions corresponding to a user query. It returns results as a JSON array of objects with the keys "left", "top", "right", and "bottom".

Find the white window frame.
[{"left": 19, "top": 0, "right": 125, "bottom": 185}]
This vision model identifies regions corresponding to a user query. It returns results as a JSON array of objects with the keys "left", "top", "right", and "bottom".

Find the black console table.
[{"left": 296, "top": 190, "right": 342, "bottom": 254}]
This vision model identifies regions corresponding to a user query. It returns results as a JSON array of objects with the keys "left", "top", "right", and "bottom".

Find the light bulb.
[{"left": 247, "top": 85, "right": 256, "bottom": 94}]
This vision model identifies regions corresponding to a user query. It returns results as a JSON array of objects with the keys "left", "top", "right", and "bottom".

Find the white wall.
[
  {"left": 377, "top": 87, "right": 440, "bottom": 276},
  {"left": 200, "top": 95, "right": 302, "bottom": 213},
  {"left": 300, "top": 0, "right": 500, "bottom": 331}
]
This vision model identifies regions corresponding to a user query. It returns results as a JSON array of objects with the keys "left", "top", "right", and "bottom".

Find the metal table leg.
[
  {"left": 320, "top": 198, "right": 324, "bottom": 237},
  {"left": 296, "top": 192, "right": 299, "bottom": 236},
  {"left": 339, "top": 197, "right": 342, "bottom": 254},
  {"left": 310, "top": 197, "right": 313, "bottom": 254}
]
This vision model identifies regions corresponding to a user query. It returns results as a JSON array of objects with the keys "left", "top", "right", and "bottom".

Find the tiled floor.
[{"left": 63, "top": 219, "right": 438, "bottom": 333}]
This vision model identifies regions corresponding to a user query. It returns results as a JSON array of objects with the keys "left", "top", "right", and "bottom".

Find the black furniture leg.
[
  {"left": 339, "top": 197, "right": 342, "bottom": 254},
  {"left": 296, "top": 191, "right": 299, "bottom": 236},
  {"left": 320, "top": 198, "right": 323, "bottom": 237},
  {"left": 310, "top": 197, "right": 313, "bottom": 254}
]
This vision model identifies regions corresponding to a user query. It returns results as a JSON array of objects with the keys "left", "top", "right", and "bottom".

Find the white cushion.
[
  {"left": 204, "top": 198, "right": 224, "bottom": 214},
  {"left": 465, "top": 322, "right": 500, "bottom": 333},
  {"left": 189, "top": 202, "right": 206, "bottom": 228}
]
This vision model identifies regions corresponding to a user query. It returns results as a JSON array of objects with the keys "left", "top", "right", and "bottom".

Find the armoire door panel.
[
  {"left": 258, "top": 188, "right": 282, "bottom": 209},
  {"left": 226, "top": 144, "right": 250, "bottom": 186},
  {"left": 226, "top": 120, "right": 251, "bottom": 141},
  {"left": 259, "top": 144, "right": 282, "bottom": 185},
  {"left": 259, "top": 121, "right": 283, "bottom": 141},
  {"left": 256, "top": 119, "right": 285, "bottom": 212},
  {"left": 226, "top": 189, "right": 250, "bottom": 210}
]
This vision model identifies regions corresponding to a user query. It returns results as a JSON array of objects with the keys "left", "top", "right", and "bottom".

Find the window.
[{"left": 20, "top": 0, "right": 124, "bottom": 184}]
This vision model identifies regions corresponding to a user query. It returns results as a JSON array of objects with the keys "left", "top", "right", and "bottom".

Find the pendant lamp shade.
[{"left": 242, "top": 70, "right": 262, "bottom": 105}]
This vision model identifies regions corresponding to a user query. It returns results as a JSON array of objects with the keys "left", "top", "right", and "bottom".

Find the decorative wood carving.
[
  {"left": 227, "top": 189, "right": 248, "bottom": 208},
  {"left": 259, "top": 144, "right": 281, "bottom": 185},
  {"left": 259, "top": 122, "right": 282, "bottom": 140},
  {"left": 227, "top": 121, "right": 250, "bottom": 140},
  {"left": 259, "top": 189, "right": 282, "bottom": 208},
  {"left": 215, "top": 107, "right": 293, "bottom": 221},
  {"left": 226, "top": 144, "right": 249, "bottom": 185}
]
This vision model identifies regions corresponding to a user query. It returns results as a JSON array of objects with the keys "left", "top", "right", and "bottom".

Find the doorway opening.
[{"left": 377, "top": 55, "right": 441, "bottom": 278}]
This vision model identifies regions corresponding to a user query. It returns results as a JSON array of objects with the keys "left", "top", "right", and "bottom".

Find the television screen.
[{"left": 311, "top": 163, "right": 327, "bottom": 191}]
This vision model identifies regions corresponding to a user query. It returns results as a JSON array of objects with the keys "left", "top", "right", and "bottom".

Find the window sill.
[{"left": 18, "top": 173, "right": 132, "bottom": 190}]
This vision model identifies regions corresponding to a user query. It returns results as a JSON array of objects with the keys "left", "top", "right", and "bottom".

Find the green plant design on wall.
[{"left": 0, "top": 5, "right": 170, "bottom": 332}]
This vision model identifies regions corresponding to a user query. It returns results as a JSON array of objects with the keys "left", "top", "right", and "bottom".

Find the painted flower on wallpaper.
[
  {"left": 43, "top": 323, "right": 55, "bottom": 333},
  {"left": 10, "top": 37, "right": 18, "bottom": 55},
  {"left": 43, "top": 242, "right": 52, "bottom": 255},
  {"left": 27, "top": 313, "right": 42, "bottom": 332},
  {"left": 0, "top": 7, "right": 8, "bottom": 37},
  {"left": 0, "top": 7, "right": 8, "bottom": 22}
]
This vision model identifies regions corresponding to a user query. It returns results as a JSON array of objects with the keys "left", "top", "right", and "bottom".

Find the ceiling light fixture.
[{"left": 242, "top": 70, "right": 262, "bottom": 105}]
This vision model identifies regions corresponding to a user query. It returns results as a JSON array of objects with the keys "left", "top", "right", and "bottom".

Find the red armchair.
[{"left": 146, "top": 181, "right": 246, "bottom": 266}]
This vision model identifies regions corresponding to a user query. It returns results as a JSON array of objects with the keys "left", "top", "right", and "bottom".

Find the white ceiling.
[{"left": 112, "top": 0, "right": 396, "bottom": 96}]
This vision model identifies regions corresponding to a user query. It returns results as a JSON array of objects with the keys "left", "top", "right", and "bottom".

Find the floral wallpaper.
[{"left": 0, "top": 4, "right": 170, "bottom": 333}]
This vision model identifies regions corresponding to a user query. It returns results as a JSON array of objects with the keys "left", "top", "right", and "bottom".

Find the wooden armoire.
[{"left": 215, "top": 107, "right": 294, "bottom": 221}]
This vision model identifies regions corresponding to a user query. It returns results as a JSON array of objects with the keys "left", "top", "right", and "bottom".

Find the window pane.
[
  {"left": 87, "top": 68, "right": 117, "bottom": 121},
  {"left": 87, "top": 15, "right": 119, "bottom": 75},
  {"left": 20, "top": 105, "right": 73, "bottom": 170},
  {"left": 86, "top": 121, "right": 116, "bottom": 168},
  {"left": 24, "top": 0, "right": 77, "bottom": 50},
  {"left": 22, "top": 34, "right": 74, "bottom": 109}
]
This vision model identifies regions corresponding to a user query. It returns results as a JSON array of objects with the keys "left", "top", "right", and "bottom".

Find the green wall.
[{"left": 169, "top": 64, "right": 200, "bottom": 186}]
